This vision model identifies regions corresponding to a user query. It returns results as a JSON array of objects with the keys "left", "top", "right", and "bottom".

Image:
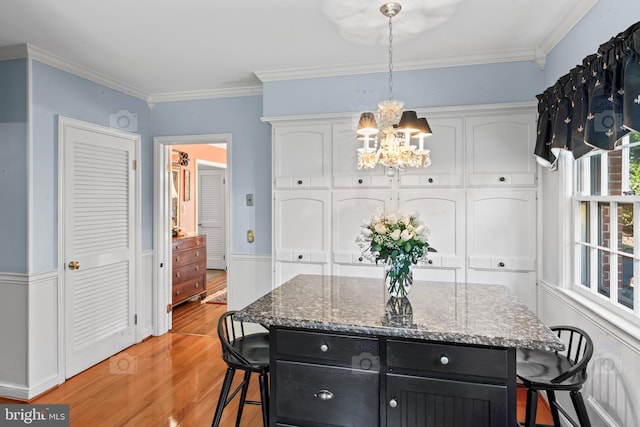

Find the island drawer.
[
  {"left": 386, "top": 339, "right": 508, "bottom": 380},
  {"left": 275, "top": 360, "right": 379, "bottom": 426},
  {"left": 275, "top": 329, "right": 379, "bottom": 365}
]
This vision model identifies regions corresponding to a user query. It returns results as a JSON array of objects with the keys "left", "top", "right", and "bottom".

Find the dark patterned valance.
[{"left": 535, "top": 21, "right": 640, "bottom": 169}]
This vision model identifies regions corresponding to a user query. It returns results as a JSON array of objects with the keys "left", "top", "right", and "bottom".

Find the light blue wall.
[
  {"left": 151, "top": 96, "right": 272, "bottom": 255},
  {"left": 263, "top": 61, "right": 545, "bottom": 117},
  {"left": 0, "top": 59, "right": 27, "bottom": 273},
  {"left": 544, "top": 0, "right": 640, "bottom": 87},
  {"left": 31, "top": 60, "right": 152, "bottom": 272}
]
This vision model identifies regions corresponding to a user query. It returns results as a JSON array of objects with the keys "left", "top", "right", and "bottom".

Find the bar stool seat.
[{"left": 211, "top": 310, "right": 270, "bottom": 427}]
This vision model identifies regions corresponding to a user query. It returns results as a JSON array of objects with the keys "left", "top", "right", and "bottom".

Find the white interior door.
[
  {"left": 198, "top": 168, "right": 226, "bottom": 270},
  {"left": 61, "top": 118, "right": 137, "bottom": 378}
]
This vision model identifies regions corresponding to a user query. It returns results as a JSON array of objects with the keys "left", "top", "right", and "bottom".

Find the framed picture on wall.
[{"left": 184, "top": 169, "right": 190, "bottom": 201}]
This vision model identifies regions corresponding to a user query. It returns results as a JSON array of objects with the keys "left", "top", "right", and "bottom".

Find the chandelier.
[{"left": 357, "top": 3, "right": 433, "bottom": 170}]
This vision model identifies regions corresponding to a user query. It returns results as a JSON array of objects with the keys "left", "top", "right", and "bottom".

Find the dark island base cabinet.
[{"left": 270, "top": 328, "right": 516, "bottom": 427}]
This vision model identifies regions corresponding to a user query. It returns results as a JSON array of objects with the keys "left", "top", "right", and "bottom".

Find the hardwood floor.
[{"left": 0, "top": 270, "right": 552, "bottom": 426}]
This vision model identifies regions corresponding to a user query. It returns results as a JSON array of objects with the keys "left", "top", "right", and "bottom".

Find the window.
[{"left": 574, "top": 133, "right": 640, "bottom": 321}]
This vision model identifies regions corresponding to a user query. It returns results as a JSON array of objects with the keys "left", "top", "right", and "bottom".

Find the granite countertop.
[{"left": 236, "top": 274, "right": 564, "bottom": 351}]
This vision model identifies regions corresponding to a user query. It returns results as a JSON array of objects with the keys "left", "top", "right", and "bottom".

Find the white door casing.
[
  {"left": 59, "top": 116, "right": 140, "bottom": 379},
  {"left": 198, "top": 168, "right": 226, "bottom": 270}
]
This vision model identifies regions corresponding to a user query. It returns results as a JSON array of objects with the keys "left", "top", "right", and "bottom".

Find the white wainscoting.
[
  {"left": 0, "top": 271, "right": 60, "bottom": 400},
  {"left": 539, "top": 281, "right": 640, "bottom": 427},
  {"left": 227, "top": 254, "right": 272, "bottom": 311}
]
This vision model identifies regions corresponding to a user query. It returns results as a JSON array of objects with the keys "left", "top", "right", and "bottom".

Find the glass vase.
[{"left": 384, "top": 261, "right": 413, "bottom": 297}]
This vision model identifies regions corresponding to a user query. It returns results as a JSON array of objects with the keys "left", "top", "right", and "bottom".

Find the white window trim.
[{"left": 565, "top": 143, "right": 640, "bottom": 327}]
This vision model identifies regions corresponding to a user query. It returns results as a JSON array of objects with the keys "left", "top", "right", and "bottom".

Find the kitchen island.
[{"left": 237, "top": 274, "right": 563, "bottom": 427}]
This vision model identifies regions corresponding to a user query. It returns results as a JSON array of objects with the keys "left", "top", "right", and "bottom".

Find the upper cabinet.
[
  {"left": 465, "top": 111, "right": 537, "bottom": 187},
  {"left": 399, "top": 117, "right": 464, "bottom": 188},
  {"left": 274, "top": 124, "right": 332, "bottom": 189},
  {"left": 332, "top": 122, "right": 393, "bottom": 189}
]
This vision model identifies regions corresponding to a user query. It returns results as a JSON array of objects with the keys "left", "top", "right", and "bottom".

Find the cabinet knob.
[
  {"left": 428, "top": 177, "right": 434, "bottom": 183},
  {"left": 176, "top": 290, "right": 181, "bottom": 295},
  {"left": 389, "top": 398, "right": 398, "bottom": 408},
  {"left": 499, "top": 176, "right": 506, "bottom": 182},
  {"left": 298, "top": 254, "right": 303, "bottom": 260},
  {"left": 297, "top": 179, "right": 303, "bottom": 185},
  {"left": 195, "top": 283, "right": 199, "bottom": 288},
  {"left": 428, "top": 259, "right": 433, "bottom": 265},
  {"left": 176, "top": 272, "right": 181, "bottom": 278},
  {"left": 320, "top": 344, "right": 329, "bottom": 352},
  {"left": 176, "top": 256, "right": 181, "bottom": 262},
  {"left": 195, "top": 251, "right": 200, "bottom": 257},
  {"left": 440, "top": 355, "right": 450, "bottom": 365},
  {"left": 358, "top": 257, "right": 363, "bottom": 262},
  {"left": 314, "top": 390, "right": 333, "bottom": 400},
  {"left": 195, "top": 265, "right": 200, "bottom": 271},
  {"left": 358, "top": 179, "right": 363, "bottom": 184},
  {"left": 175, "top": 245, "right": 180, "bottom": 250},
  {"left": 498, "top": 262, "right": 505, "bottom": 268}
]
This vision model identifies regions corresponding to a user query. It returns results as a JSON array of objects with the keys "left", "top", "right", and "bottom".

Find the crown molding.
[
  {"left": 537, "top": 0, "right": 598, "bottom": 56},
  {"left": 150, "top": 85, "right": 262, "bottom": 105},
  {"left": 255, "top": 48, "right": 540, "bottom": 83},
  {"left": 0, "top": 44, "right": 29, "bottom": 61},
  {"left": 25, "top": 44, "right": 151, "bottom": 102}
]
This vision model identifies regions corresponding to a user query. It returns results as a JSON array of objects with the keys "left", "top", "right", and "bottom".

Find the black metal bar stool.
[
  {"left": 211, "top": 310, "right": 270, "bottom": 427},
  {"left": 517, "top": 325, "right": 593, "bottom": 427}
]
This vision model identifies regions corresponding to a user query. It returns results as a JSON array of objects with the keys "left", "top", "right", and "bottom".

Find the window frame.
[{"left": 572, "top": 137, "right": 640, "bottom": 325}]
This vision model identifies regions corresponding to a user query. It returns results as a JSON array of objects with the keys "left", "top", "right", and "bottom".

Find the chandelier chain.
[{"left": 388, "top": 14, "right": 394, "bottom": 101}]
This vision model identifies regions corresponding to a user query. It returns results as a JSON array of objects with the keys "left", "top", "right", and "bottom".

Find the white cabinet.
[
  {"left": 465, "top": 112, "right": 537, "bottom": 186},
  {"left": 466, "top": 188, "right": 537, "bottom": 310},
  {"left": 331, "top": 122, "right": 392, "bottom": 189},
  {"left": 271, "top": 104, "right": 539, "bottom": 307},
  {"left": 399, "top": 117, "right": 464, "bottom": 188},
  {"left": 332, "top": 190, "right": 395, "bottom": 278},
  {"left": 274, "top": 124, "right": 331, "bottom": 189},
  {"left": 399, "top": 190, "right": 465, "bottom": 283},
  {"left": 274, "top": 190, "right": 330, "bottom": 285}
]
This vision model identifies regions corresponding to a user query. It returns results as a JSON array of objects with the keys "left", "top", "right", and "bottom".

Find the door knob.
[{"left": 68, "top": 261, "right": 80, "bottom": 270}]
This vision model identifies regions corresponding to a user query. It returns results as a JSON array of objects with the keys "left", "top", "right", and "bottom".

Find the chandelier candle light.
[{"left": 357, "top": 2, "right": 433, "bottom": 170}]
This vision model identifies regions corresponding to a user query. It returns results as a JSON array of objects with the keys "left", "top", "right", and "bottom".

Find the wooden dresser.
[{"left": 171, "top": 235, "right": 207, "bottom": 306}]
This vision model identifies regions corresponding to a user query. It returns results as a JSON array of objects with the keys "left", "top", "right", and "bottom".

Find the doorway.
[{"left": 153, "top": 134, "right": 231, "bottom": 335}]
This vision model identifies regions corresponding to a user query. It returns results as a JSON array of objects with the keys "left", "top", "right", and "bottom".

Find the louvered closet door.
[
  {"left": 63, "top": 122, "right": 136, "bottom": 378},
  {"left": 198, "top": 168, "right": 226, "bottom": 269}
]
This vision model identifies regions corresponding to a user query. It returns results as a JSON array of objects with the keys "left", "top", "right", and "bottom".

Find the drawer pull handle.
[
  {"left": 195, "top": 283, "right": 199, "bottom": 288},
  {"left": 195, "top": 265, "right": 200, "bottom": 271},
  {"left": 176, "top": 290, "right": 181, "bottom": 295},
  {"left": 175, "top": 245, "right": 180, "bottom": 250},
  {"left": 320, "top": 344, "right": 329, "bottom": 352},
  {"left": 389, "top": 398, "right": 398, "bottom": 408},
  {"left": 498, "top": 262, "right": 505, "bottom": 268},
  {"left": 176, "top": 272, "right": 181, "bottom": 278},
  {"left": 440, "top": 355, "right": 450, "bottom": 365},
  {"left": 314, "top": 390, "right": 333, "bottom": 401},
  {"left": 176, "top": 256, "right": 181, "bottom": 262},
  {"left": 195, "top": 251, "right": 200, "bottom": 257}
]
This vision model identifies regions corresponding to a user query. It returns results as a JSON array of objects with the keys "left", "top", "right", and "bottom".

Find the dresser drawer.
[
  {"left": 172, "top": 236, "right": 205, "bottom": 252},
  {"left": 172, "top": 247, "right": 205, "bottom": 268},
  {"left": 276, "top": 329, "right": 379, "bottom": 366},
  {"left": 172, "top": 262, "right": 205, "bottom": 284},
  {"left": 386, "top": 339, "right": 508, "bottom": 380},
  {"left": 275, "top": 361, "right": 378, "bottom": 427},
  {"left": 172, "top": 279, "right": 206, "bottom": 305}
]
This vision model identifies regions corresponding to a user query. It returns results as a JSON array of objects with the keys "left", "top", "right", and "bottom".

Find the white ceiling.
[{"left": 0, "top": 0, "right": 597, "bottom": 102}]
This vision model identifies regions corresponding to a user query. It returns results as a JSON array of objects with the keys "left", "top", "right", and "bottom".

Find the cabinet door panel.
[
  {"left": 386, "top": 374, "right": 509, "bottom": 427},
  {"left": 332, "top": 122, "right": 390, "bottom": 187},
  {"left": 399, "top": 190, "right": 464, "bottom": 272},
  {"left": 275, "top": 125, "right": 331, "bottom": 188},
  {"left": 276, "top": 191, "right": 329, "bottom": 254},
  {"left": 399, "top": 117, "right": 464, "bottom": 187},
  {"left": 333, "top": 190, "right": 395, "bottom": 264},
  {"left": 467, "top": 188, "right": 535, "bottom": 270},
  {"left": 466, "top": 112, "right": 536, "bottom": 186}
]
